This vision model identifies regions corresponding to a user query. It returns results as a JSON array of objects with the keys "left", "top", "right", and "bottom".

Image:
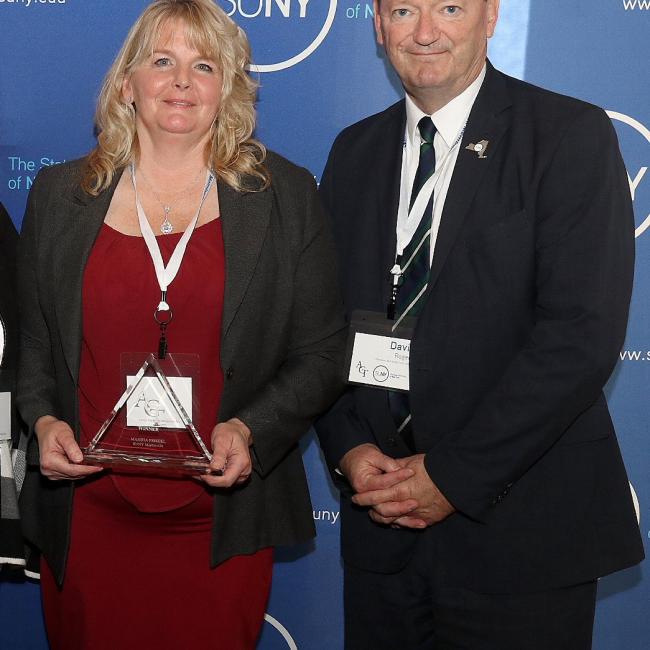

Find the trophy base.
[{"left": 82, "top": 449, "right": 218, "bottom": 477}]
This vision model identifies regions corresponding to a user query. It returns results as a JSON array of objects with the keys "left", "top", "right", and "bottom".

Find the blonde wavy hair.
[{"left": 82, "top": 0, "right": 268, "bottom": 195}]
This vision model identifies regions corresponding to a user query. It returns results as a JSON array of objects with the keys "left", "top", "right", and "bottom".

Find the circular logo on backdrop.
[
  {"left": 629, "top": 482, "right": 640, "bottom": 525},
  {"left": 607, "top": 111, "right": 650, "bottom": 239},
  {"left": 220, "top": 0, "right": 338, "bottom": 72},
  {"left": 264, "top": 613, "right": 298, "bottom": 649}
]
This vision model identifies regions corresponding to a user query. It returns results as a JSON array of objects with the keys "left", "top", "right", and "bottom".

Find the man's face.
[{"left": 374, "top": 0, "right": 499, "bottom": 112}]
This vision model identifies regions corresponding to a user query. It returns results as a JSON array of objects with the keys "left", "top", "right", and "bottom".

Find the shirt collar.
[{"left": 405, "top": 63, "right": 487, "bottom": 149}]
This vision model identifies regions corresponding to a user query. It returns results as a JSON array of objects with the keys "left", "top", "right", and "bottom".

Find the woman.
[{"left": 17, "top": 1, "right": 345, "bottom": 648}]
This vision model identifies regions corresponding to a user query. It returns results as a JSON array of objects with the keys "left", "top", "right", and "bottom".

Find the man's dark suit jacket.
[
  {"left": 16, "top": 153, "right": 346, "bottom": 586},
  {"left": 0, "top": 203, "right": 18, "bottom": 406},
  {"left": 316, "top": 62, "right": 644, "bottom": 594},
  {"left": 0, "top": 202, "right": 25, "bottom": 566}
]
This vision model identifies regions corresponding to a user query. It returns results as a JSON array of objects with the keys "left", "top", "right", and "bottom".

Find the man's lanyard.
[
  {"left": 130, "top": 162, "right": 216, "bottom": 358},
  {"left": 388, "top": 122, "right": 467, "bottom": 323}
]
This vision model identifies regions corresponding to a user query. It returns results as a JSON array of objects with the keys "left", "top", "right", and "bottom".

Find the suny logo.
[
  {"left": 629, "top": 482, "right": 640, "bottom": 525},
  {"left": 220, "top": 0, "right": 338, "bottom": 72},
  {"left": 264, "top": 614, "right": 298, "bottom": 649},
  {"left": 607, "top": 111, "right": 649, "bottom": 238}
]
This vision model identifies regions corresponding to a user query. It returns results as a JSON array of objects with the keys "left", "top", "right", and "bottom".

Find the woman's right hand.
[{"left": 34, "top": 416, "right": 103, "bottom": 480}]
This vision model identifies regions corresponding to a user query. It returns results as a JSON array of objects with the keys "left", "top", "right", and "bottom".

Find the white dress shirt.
[{"left": 396, "top": 65, "right": 487, "bottom": 265}]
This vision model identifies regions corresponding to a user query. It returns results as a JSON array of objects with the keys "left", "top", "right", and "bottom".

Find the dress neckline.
[{"left": 102, "top": 216, "right": 220, "bottom": 239}]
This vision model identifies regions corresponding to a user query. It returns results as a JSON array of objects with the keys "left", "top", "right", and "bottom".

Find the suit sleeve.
[
  {"left": 314, "top": 136, "right": 380, "bottom": 472},
  {"left": 234, "top": 171, "right": 348, "bottom": 477},
  {"left": 0, "top": 204, "right": 20, "bottom": 442},
  {"left": 425, "top": 107, "right": 635, "bottom": 521},
  {"left": 0, "top": 202, "right": 19, "bottom": 351},
  {"left": 15, "top": 170, "right": 62, "bottom": 442}
]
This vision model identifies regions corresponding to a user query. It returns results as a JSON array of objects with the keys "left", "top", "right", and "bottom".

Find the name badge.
[
  {"left": 126, "top": 376, "right": 193, "bottom": 429},
  {"left": 345, "top": 311, "right": 415, "bottom": 393}
]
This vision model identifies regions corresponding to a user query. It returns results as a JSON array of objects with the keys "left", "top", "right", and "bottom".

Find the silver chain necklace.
[{"left": 137, "top": 166, "right": 206, "bottom": 234}]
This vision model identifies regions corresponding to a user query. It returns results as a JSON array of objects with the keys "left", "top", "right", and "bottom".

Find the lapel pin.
[{"left": 466, "top": 140, "right": 489, "bottom": 159}]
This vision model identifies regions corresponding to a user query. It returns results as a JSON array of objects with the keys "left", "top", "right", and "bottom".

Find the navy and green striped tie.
[
  {"left": 390, "top": 116, "right": 437, "bottom": 447},
  {"left": 398, "top": 116, "right": 437, "bottom": 318}
]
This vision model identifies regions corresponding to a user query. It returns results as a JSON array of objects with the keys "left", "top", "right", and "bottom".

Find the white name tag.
[
  {"left": 126, "top": 376, "right": 193, "bottom": 429},
  {"left": 344, "top": 310, "right": 416, "bottom": 393},
  {"left": 348, "top": 332, "right": 411, "bottom": 391}
]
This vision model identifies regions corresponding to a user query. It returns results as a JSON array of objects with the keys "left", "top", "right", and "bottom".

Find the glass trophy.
[{"left": 83, "top": 353, "right": 214, "bottom": 475}]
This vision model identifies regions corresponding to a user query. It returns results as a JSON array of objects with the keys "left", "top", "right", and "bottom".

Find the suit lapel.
[
  {"left": 219, "top": 181, "right": 272, "bottom": 346},
  {"left": 53, "top": 170, "right": 123, "bottom": 382},
  {"left": 427, "top": 63, "right": 513, "bottom": 291}
]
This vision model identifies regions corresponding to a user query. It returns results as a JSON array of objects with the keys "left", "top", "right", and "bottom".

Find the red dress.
[{"left": 41, "top": 219, "right": 272, "bottom": 650}]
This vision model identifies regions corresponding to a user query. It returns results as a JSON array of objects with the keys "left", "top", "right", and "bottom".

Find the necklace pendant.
[{"left": 160, "top": 207, "right": 173, "bottom": 235}]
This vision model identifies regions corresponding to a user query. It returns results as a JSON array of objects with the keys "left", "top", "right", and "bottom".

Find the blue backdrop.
[{"left": 0, "top": 1, "right": 647, "bottom": 648}]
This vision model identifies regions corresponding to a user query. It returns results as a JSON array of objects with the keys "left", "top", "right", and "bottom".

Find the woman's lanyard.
[
  {"left": 387, "top": 122, "right": 467, "bottom": 322},
  {"left": 130, "top": 162, "right": 216, "bottom": 359}
]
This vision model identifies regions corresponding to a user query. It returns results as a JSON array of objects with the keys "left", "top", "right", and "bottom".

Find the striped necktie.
[
  {"left": 390, "top": 116, "right": 437, "bottom": 447},
  {"left": 397, "top": 116, "right": 437, "bottom": 318}
]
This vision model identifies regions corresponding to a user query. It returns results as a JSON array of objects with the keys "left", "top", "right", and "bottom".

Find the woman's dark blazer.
[{"left": 16, "top": 153, "right": 347, "bottom": 586}]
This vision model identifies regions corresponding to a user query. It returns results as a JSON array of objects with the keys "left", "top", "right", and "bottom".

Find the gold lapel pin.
[{"left": 466, "top": 140, "right": 489, "bottom": 159}]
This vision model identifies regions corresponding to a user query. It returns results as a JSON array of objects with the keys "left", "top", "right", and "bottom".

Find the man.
[
  {"left": 315, "top": 1, "right": 644, "bottom": 648},
  {"left": 0, "top": 202, "right": 26, "bottom": 570}
]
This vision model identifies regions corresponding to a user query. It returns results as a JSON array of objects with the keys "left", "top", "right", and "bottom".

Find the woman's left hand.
[{"left": 200, "top": 418, "right": 253, "bottom": 488}]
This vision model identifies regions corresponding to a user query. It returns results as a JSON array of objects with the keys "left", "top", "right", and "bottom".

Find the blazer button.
[{"left": 225, "top": 367, "right": 234, "bottom": 380}]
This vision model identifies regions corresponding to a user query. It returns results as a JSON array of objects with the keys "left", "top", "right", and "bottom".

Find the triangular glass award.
[{"left": 83, "top": 352, "right": 213, "bottom": 475}]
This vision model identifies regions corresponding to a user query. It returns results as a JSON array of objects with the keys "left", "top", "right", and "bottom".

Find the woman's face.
[{"left": 122, "top": 19, "right": 223, "bottom": 146}]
